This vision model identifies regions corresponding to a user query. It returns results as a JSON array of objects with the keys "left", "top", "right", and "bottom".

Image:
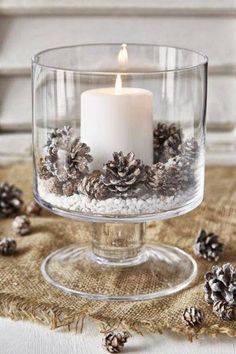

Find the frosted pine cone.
[
  {"left": 0, "top": 237, "right": 17, "bottom": 255},
  {"left": 62, "top": 180, "right": 75, "bottom": 197},
  {"left": 204, "top": 263, "right": 236, "bottom": 305},
  {"left": 64, "top": 139, "right": 93, "bottom": 179},
  {"left": 103, "top": 331, "right": 130, "bottom": 353},
  {"left": 46, "top": 125, "right": 72, "bottom": 150},
  {"left": 194, "top": 229, "right": 224, "bottom": 262},
  {"left": 102, "top": 152, "right": 146, "bottom": 198},
  {"left": 213, "top": 300, "right": 235, "bottom": 321},
  {"left": 146, "top": 161, "right": 181, "bottom": 196},
  {"left": 38, "top": 158, "right": 53, "bottom": 180},
  {"left": 181, "top": 138, "right": 199, "bottom": 163},
  {"left": 43, "top": 126, "right": 93, "bottom": 182},
  {"left": 153, "top": 122, "right": 183, "bottom": 163},
  {"left": 12, "top": 215, "right": 31, "bottom": 236},
  {"left": 172, "top": 156, "right": 195, "bottom": 191},
  {"left": 43, "top": 177, "right": 62, "bottom": 195},
  {"left": 182, "top": 306, "right": 204, "bottom": 327},
  {"left": 0, "top": 182, "right": 23, "bottom": 218},
  {"left": 78, "top": 172, "right": 108, "bottom": 200}
]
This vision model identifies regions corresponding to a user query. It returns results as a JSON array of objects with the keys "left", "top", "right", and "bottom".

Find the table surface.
[
  {"left": 1, "top": 317, "right": 236, "bottom": 354},
  {"left": 1, "top": 143, "right": 236, "bottom": 353}
]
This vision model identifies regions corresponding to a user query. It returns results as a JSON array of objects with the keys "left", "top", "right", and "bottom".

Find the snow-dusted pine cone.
[
  {"left": 102, "top": 152, "right": 146, "bottom": 198},
  {"left": 204, "top": 263, "right": 236, "bottom": 305},
  {"left": 78, "top": 172, "right": 108, "bottom": 200},
  {"left": 38, "top": 158, "right": 53, "bottom": 180},
  {"left": 153, "top": 122, "right": 183, "bottom": 163},
  {"left": 63, "top": 139, "right": 93, "bottom": 179},
  {"left": 0, "top": 182, "right": 23, "bottom": 218},
  {"left": 194, "top": 229, "right": 224, "bottom": 262},
  {"left": 46, "top": 125, "right": 72, "bottom": 150},
  {"left": 146, "top": 161, "right": 181, "bottom": 197},
  {"left": 0, "top": 237, "right": 17, "bottom": 255},
  {"left": 181, "top": 138, "right": 199, "bottom": 163},
  {"left": 43, "top": 126, "right": 93, "bottom": 182},
  {"left": 103, "top": 331, "right": 130, "bottom": 353},
  {"left": 12, "top": 215, "right": 31, "bottom": 236},
  {"left": 213, "top": 300, "right": 235, "bottom": 321},
  {"left": 182, "top": 306, "right": 204, "bottom": 327},
  {"left": 62, "top": 180, "right": 75, "bottom": 197},
  {"left": 43, "top": 177, "right": 62, "bottom": 195}
]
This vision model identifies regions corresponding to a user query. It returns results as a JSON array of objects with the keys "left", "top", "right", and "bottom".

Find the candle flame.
[
  {"left": 115, "top": 44, "right": 128, "bottom": 94},
  {"left": 115, "top": 74, "right": 122, "bottom": 94},
  {"left": 118, "top": 43, "right": 128, "bottom": 69}
]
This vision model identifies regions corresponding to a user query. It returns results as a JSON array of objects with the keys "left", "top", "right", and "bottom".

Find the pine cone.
[
  {"left": 0, "top": 237, "right": 17, "bottom": 255},
  {"left": 12, "top": 215, "right": 31, "bottom": 236},
  {"left": 204, "top": 263, "right": 236, "bottom": 305},
  {"left": 173, "top": 156, "right": 195, "bottom": 191},
  {"left": 25, "top": 200, "right": 42, "bottom": 216},
  {"left": 181, "top": 138, "right": 199, "bottom": 163},
  {"left": 0, "top": 182, "right": 23, "bottom": 218},
  {"left": 182, "top": 306, "right": 204, "bottom": 327},
  {"left": 38, "top": 158, "right": 53, "bottom": 180},
  {"left": 153, "top": 122, "right": 183, "bottom": 163},
  {"left": 64, "top": 139, "right": 93, "bottom": 179},
  {"left": 62, "top": 180, "right": 75, "bottom": 197},
  {"left": 103, "top": 331, "right": 130, "bottom": 353},
  {"left": 146, "top": 160, "right": 181, "bottom": 196},
  {"left": 213, "top": 300, "right": 235, "bottom": 321},
  {"left": 43, "top": 126, "right": 93, "bottom": 182},
  {"left": 78, "top": 172, "right": 108, "bottom": 200},
  {"left": 46, "top": 125, "right": 72, "bottom": 150},
  {"left": 194, "top": 229, "right": 224, "bottom": 262},
  {"left": 102, "top": 152, "right": 146, "bottom": 198},
  {"left": 43, "top": 177, "right": 62, "bottom": 195}
]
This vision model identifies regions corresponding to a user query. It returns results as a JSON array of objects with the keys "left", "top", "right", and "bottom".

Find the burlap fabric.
[{"left": 0, "top": 163, "right": 236, "bottom": 338}]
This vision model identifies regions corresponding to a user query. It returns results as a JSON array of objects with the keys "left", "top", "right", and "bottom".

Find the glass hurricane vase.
[{"left": 32, "top": 44, "right": 207, "bottom": 301}]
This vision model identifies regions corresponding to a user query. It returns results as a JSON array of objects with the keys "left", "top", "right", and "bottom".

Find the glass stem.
[{"left": 92, "top": 222, "right": 146, "bottom": 262}]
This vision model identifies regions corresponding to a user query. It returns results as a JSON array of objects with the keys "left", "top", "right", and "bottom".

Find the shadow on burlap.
[{"left": 0, "top": 163, "right": 236, "bottom": 339}]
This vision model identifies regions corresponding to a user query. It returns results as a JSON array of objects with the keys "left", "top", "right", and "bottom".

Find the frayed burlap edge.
[{"left": 2, "top": 293, "right": 236, "bottom": 340}]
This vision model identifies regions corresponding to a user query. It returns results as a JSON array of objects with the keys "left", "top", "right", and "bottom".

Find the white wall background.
[{"left": 0, "top": 0, "right": 235, "bottom": 162}]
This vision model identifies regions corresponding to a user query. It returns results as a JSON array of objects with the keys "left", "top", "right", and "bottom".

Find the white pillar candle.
[{"left": 81, "top": 86, "right": 153, "bottom": 170}]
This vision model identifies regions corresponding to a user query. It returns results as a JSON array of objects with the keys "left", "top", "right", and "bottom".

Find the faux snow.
[{"left": 38, "top": 180, "right": 194, "bottom": 216}]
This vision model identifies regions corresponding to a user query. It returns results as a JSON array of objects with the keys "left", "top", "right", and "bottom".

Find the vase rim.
[{"left": 32, "top": 43, "right": 208, "bottom": 75}]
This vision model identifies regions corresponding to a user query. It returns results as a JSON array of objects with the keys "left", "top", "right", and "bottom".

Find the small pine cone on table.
[
  {"left": 102, "top": 152, "right": 146, "bottom": 198},
  {"left": 194, "top": 229, "right": 224, "bottom": 262},
  {"left": 204, "top": 263, "right": 236, "bottom": 305},
  {"left": 182, "top": 306, "right": 204, "bottom": 327},
  {"left": 146, "top": 160, "right": 181, "bottom": 197},
  {"left": 181, "top": 137, "right": 199, "bottom": 164},
  {"left": 0, "top": 182, "right": 23, "bottom": 218},
  {"left": 25, "top": 200, "right": 42, "bottom": 216},
  {"left": 103, "top": 331, "right": 130, "bottom": 353},
  {"left": 78, "top": 171, "right": 108, "bottom": 200},
  {"left": 213, "top": 300, "right": 235, "bottom": 321},
  {"left": 12, "top": 215, "right": 31, "bottom": 236},
  {"left": 0, "top": 237, "right": 17, "bottom": 256},
  {"left": 153, "top": 122, "right": 183, "bottom": 163}
]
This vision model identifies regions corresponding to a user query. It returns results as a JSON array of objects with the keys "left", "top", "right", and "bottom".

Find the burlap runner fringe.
[
  {"left": 1, "top": 163, "right": 236, "bottom": 339},
  {"left": 2, "top": 292, "right": 236, "bottom": 340}
]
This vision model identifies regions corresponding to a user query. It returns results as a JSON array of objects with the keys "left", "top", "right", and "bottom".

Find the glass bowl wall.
[{"left": 32, "top": 44, "right": 207, "bottom": 223}]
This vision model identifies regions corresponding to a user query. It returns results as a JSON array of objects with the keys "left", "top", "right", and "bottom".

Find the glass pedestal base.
[{"left": 41, "top": 244, "right": 197, "bottom": 301}]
